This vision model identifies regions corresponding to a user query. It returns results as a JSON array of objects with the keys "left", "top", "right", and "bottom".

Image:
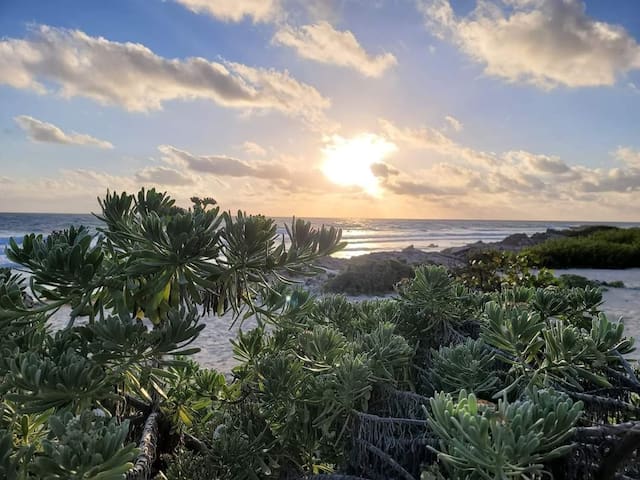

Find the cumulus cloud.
[
  {"left": 614, "top": 146, "right": 640, "bottom": 168},
  {"left": 174, "top": 0, "right": 280, "bottom": 23},
  {"left": 135, "top": 166, "right": 195, "bottom": 186},
  {"left": 14, "top": 115, "right": 113, "bottom": 149},
  {"left": 273, "top": 21, "right": 397, "bottom": 77},
  {"left": 444, "top": 115, "right": 463, "bottom": 132},
  {"left": 577, "top": 168, "right": 640, "bottom": 193},
  {"left": 418, "top": 0, "right": 640, "bottom": 88},
  {"left": 0, "top": 25, "right": 331, "bottom": 127},
  {"left": 504, "top": 150, "right": 570, "bottom": 174}
]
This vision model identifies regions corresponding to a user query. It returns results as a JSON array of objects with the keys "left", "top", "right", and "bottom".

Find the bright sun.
[{"left": 321, "top": 133, "right": 397, "bottom": 195}]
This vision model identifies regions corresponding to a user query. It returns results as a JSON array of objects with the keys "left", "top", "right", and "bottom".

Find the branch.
[{"left": 125, "top": 411, "right": 160, "bottom": 480}]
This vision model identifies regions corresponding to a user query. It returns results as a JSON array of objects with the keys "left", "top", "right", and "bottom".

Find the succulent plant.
[
  {"left": 428, "top": 338, "right": 499, "bottom": 396},
  {"left": 426, "top": 389, "right": 582, "bottom": 479}
]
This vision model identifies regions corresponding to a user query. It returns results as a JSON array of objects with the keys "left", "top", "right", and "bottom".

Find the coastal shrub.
[
  {"left": 426, "top": 338, "right": 499, "bottom": 396},
  {"left": 526, "top": 227, "right": 640, "bottom": 268},
  {"left": 482, "top": 300, "right": 634, "bottom": 396},
  {"left": 426, "top": 389, "right": 583, "bottom": 479},
  {"left": 395, "top": 266, "right": 481, "bottom": 351},
  {"left": 454, "top": 250, "right": 558, "bottom": 291},
  {"left": 558, "top": 273, "right": 626, "bottom": 290},
  {"left": 4, "top": 188, "right": 640, "bottom": 479},
  {"left": 324, "top": 258, "right": 413, "bottom": 295},
  {"left": 558, "top": 273, "right": 600, "bottom": 289},
  {"left": 0, "top": 188, "right": 344, "bottom": 479}
]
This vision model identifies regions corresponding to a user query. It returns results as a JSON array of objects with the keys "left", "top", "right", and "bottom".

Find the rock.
[{"left": 497, "top": 233, "right": 534, "bottom": 248}]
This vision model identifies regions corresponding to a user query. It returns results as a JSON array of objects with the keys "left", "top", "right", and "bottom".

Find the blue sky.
[{"left": 1, "top": 0, "right": 640, "bottom": 220}]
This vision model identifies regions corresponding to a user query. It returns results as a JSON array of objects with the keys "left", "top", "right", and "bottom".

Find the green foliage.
[
  {"left": 33, "top": 411, "right": 137, "bottom": 480},
  {"left": 482, "top": 297, "right": 634, "bottom": 395},
  {"left": 557, "top": 274, "right": 600, "bottom": 289},
  {"left": 454, "top": 250, "right": 558, "bottom": 292},
  {"left": 395, "top": 266, "right": 480, "bottom": 351},
  {"left": 1, "top": 188, "right": 343, "bottom": 479},
  {"left": 324, "top": 258, "right": 413, "bottom": 295},
  {"left": 526, "top": 227, "right": 640, "bottom": 268},
  {"left": 426, "top": 389, "right": 582, "bottom": 480},
  {"left": 428, "top": 339, "right": 499, "bottom": 396}
]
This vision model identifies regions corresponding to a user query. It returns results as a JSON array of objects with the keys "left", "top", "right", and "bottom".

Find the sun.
[{"left": 321, "top": 133, "right": 397, "bottom": 195}]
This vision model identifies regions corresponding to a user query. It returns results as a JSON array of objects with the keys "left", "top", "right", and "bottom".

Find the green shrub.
[
  {"left": 324, "top": 258, "right": 413, "bottom": 295},
  {"left": 426, "top": 389, "right": 582, "bottom": 480},
  {"left": 454, "top": 250, "right": 558, "bottom": 292},
  {"left": 526, "top": 227, "right": 640, "bottom": 268},
  {"left": 558, "top": 274, "right": 600, "bottom": 289},
  {"left": 427, "top": 339, "right": 498, "bottom": 396}
]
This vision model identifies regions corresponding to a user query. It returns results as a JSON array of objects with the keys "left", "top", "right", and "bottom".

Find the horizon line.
[{"left": 0, "top": 211, "right": 639, "bottom": 225}]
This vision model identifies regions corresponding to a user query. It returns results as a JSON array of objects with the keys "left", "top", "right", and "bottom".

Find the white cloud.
[
  {"left": 273, "top": 21, "right": 397, "bottom": 77},
  {"left": 240, "top": 141, "right": 268, "bottom": 156},
  {"left": 0, "top": 25, "right": 331, "bottom": 127},
  {"left": 14, "top": 115, "right": 113, "bottom": 149},
  {"left": 444, "top": 115, "right": 463, "bottom": 132},
  {"left": 614, "top": 146, "right": 640, "bottom": 168},
  {"left": 174, "top": 0, "right": 280, "bottom": 23},
  {"left": 418, "top": 0, "right": 640, "bottom": 88}
]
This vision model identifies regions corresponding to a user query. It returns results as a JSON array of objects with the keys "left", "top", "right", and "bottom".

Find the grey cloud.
[
  {"left": 15, "top": 115, "right": 113, "bottom": 148},
  {"left": 159, "top": 145, "right": 291, "bottom": 181},
  {"left": 370, "top": 162, "right": 399, "bottom": 178},
  {"left": 578, "top": 168, "right": 640, "bottom": 193},
  {"left": 135, "top": 166, "right": 195, "bottom": 186}
]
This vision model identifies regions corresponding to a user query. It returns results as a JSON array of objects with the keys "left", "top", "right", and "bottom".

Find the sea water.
[{"left": 1, "top": 212, "right": 639, "bottom": 267}]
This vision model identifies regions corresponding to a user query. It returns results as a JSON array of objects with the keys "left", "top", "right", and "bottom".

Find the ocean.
[{"left": 1, "top": 212, "right": 639, "bottom": 267}]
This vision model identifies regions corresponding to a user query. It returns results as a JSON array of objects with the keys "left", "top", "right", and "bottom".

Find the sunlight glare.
[{"left": 321, "top": 133, "right": 397, "bottom": 195}]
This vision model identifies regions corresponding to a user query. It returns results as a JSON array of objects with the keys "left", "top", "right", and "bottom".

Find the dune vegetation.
[
  {"left": 1, "top": 189, "right": 640, "bottom": 480},
  {"left": 525, "top": 227, "right": 640, "bottom": 269}
]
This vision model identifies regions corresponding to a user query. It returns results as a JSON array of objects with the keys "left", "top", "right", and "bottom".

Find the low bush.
[
  {"left": 453, "top": 250, "right": 558, "bottom": 292},
  {"left": 324, "top": 258, "right": 413, "bottom": 295}
]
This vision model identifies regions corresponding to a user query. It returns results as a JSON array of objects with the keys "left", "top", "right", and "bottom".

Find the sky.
[{"left": 1, "top": 0, "right": 640, "bottom": 221}]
